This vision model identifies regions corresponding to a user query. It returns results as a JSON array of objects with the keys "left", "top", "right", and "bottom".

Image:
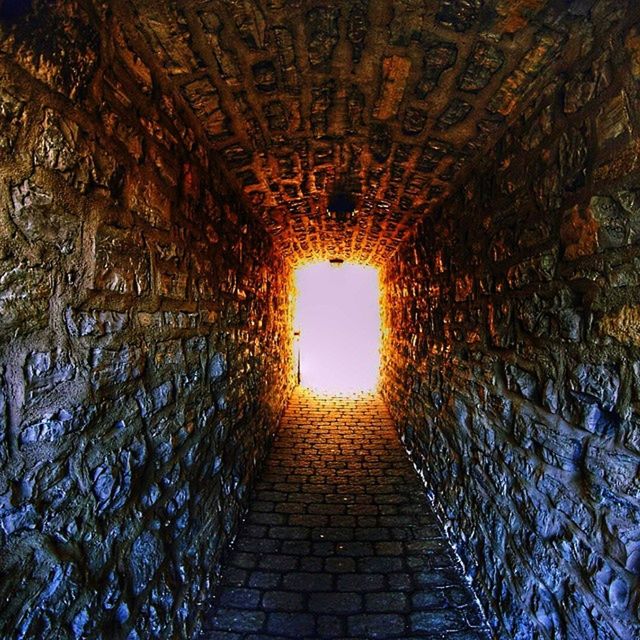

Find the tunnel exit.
[{"left": 293, "top": 261, "right": 381, "bottom": 395}]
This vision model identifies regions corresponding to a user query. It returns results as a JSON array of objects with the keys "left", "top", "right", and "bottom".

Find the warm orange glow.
[{"left": 294, "top": 262, "right": 381, "bottom": 395}]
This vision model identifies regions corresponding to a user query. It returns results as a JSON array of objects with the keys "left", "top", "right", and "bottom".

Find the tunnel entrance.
[{"left": 294, "top": 262, "right": 381, "bottom": 395}]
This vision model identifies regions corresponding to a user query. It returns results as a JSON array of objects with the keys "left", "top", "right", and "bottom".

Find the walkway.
[{"left": 201, "top": 389, "right": 490, "bottom": 639}]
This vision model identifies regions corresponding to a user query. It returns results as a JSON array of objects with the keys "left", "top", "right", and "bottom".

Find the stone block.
[
  {"left": 560, "top": 205, "right": 599, "bottom": 260},
  {"left": 5, "top": 5, "right": 99, "bottom": 99},
  {"left": 402, "top": 107, "right": 428, "bottom": 136},
  {"left": 305, "top": 7, "right": 339, "bottom": 68},
  {"left": 596, "top": 92, "right": 631, "bottom": 144},
  {"left": 310, "top": 82, "right": 335, "bottom": 138},
  {"left": 457, "top": 42, "right": 504, "bottom": 92},
  {"left": 92, "top": 451, "right": 132, "bottom": 514},
  {"left": 126, "top": 178, "right": 172, "bottom": 229},
  {"left": 0, "top": 259, "right": 51, "bottom": 334},
  {"left": 0, "top": 86, "right": 25, "bottom": 153},
  {"left": 20, "top": 404, "right": 94, "bottom": 447},
  {"left": 416, "top": 41, "right": 457, "bottom": 98},
  {"left": 563, "top": 72, "right": 596, "bottom": 114},
  {"left": 10, "top": 179, "right": 79, "bottom": 254},
  {"left": 374, "top": 56, "right": 412, "bottom": 120},
  {"left": 436, "top": 98, "right": 473, "bottom": 130},
  {"left": 589, "top": 195, "right": 626, "bottom": 250},
  {"left": 506, "top": 250, "right": 556, "bottom": 289},
  {"left": 66, "top": 308, "right": 127, "bottom": 338},
  {"left": 558, "top": 128, "right": 587, "bottom": 191},
  {"left": 251, "top": 60, "right": 277, "bottom": 93},
  {"left": 436, "top": 0, "right": 483, "bottom": 32},
  {"left": 570, "top": 363, "right": 619, "bottom": 412},
  {"left": 264, "top": 101, "right": 289, "bottom": 132},
  {"left": 89, "top": 344, "right": 145, "bottom": 389},
  {"left": 488, "top": 29, "right": 562, "bottom": 116},
  {"left": 270, "top": 26, "right": 298, "bottom": 91},
  {"left": 347, "top": 1, "right": 368, "bottom": 62},
  {"left": 370, "top": 124, "right": 392, "bottom": 163},
  {"left": 130, "top": 531, "right": 163, "bottom": 596},
  {"left": 24, "top": 349, "right": 75, "bottom": 399},
  {"left": 600, "top": 305, "right": 640, "bottom": 346},
  {"left": 389, "top": 0, "right": 425, "bottom": 46},
  {"left": 505, "top": 364, "right": 538, "bottom": 401},
  {"left": 228, "top": 0, "right": 266, "bottom": 49},
  {"left": 93, "top": 225, "right": 150, "bottom": 296},
  {"left": 182, "top": 78, "right": 229, "bottom": 139}
]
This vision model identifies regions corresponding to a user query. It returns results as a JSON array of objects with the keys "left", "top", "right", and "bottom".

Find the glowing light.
[{"left": 293, "top": 262, "right": 381, "bottom": 395}]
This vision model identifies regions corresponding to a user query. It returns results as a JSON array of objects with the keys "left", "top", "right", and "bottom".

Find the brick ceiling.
[{"left": 116, "top": 0, "right": 589, "bottom": 264}]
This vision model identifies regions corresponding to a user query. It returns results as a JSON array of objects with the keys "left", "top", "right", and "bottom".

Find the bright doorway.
[{"left": 293, "top": 262, "right": 381, "bottom": 395}]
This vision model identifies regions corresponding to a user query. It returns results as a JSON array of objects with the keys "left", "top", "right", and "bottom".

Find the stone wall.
[
  {"left": 382, "top": 6, "right": 640, "bottom": 640},
  {"left": 97, "top": 0, "right": 592, "bottom": 266},
  {"left": 0, "top": 3, "right": 293, "bottom": 638}
]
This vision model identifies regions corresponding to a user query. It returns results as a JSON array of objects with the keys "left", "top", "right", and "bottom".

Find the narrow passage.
[{"left": 201, "top": 389, "right": 490, "bottom": 639}]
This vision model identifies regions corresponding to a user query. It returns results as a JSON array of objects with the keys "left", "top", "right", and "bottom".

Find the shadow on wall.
[{"left": 0, "top": 0, "right": 32, "bottom": 20}]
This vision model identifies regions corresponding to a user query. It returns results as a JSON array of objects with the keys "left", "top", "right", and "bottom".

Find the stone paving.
[{"left": 201, "top": 389, "right": 491, "bottom": 639}]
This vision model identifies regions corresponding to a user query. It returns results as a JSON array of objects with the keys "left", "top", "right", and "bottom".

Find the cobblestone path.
[{"left": 201, "top": 389, "right": 491, "bottom": 639}]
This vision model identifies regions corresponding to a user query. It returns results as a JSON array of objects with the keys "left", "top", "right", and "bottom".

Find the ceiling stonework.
[{"left": 114, "top": 0, "right": 593, "bottom": 263}]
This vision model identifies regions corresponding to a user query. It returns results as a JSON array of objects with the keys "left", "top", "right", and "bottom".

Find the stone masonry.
[
  {"left": 61, "top": 0, "right": 607, "bottom": 265},
  {"left": 201, "top": 389, "right": 490, "bottom": 639},
  {"left": 1, "top": 1, "right": 640, "bottom": 639},
  {"left": 0, "top": 3, "right": 293, "bottom": 638},
  {"left": 382, "top": 4, "right": 640, "bottom": 639}
]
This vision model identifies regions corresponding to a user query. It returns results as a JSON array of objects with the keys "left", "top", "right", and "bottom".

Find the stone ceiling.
[{"left": 112, "top": 0, "right": 593, "bottom": 264}]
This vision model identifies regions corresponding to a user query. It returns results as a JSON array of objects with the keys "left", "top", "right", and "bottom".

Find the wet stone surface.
[{"left": 201, "top": 389, "right": 489, "bottom": 639}]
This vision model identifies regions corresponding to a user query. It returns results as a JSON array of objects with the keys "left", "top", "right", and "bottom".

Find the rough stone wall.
[
  {"left": 382, "top": 6, "right": 640, "bottom": 640},
  {"left": 109, "top": 0, "right": 591, "bottom": 265},
  {"left": 0, "top": 3, "right": 293, "bottom": 638}
]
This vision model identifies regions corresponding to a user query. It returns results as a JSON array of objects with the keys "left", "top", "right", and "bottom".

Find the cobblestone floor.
[{"left": 201, "top": 389, "right": 491, "bottom": 639}]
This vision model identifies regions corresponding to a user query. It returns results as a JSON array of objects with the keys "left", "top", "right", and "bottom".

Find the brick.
[
  {"left": 324, "top": 557, "right": 356, "bottom": 573},
  {"left": 280, "top": 541, "right": 311, "bottom": 555},
  {"left": 412, "top": 590, "right": 450, "bottom": 610},
  {"left": 249, "top": 512, "right": 287, "bottom": 526},
  {"left": 365, "top": 592, "right": 408, "bottom": 613},
  {"left": 411, "top": 610, "right": 468, "bottom": 633},
  {"left": 282, "top": 572, "right": 332, "bottom": 591},
  {"left": 266, "top": 612, "right": 315, "bottom": 637},
  {"left": 262, "top": 591, "right": 304, "bottom": 611},
  {"left": 269, "top": 526, "right": 310, "bottom": 540},
  {"left": 209, "top": 608, "right": 266, "bottom": 633},
  {"left": 309, "top": 592, "right": 362, "bottom": 614},
  {"left": 348, "top": 613, "right": 406, "bottom": 638},
  {"left": 298, "top": 556, "right": 323, "bottom": 572},
  {"left": 236, "top": 538, "right": 280, "bottom": 554},
  {"left": 248, "top": 571, "right": 280, "bottom": 589},
  {"left": 337, "top": 573, "right": 384, "bottom": 592},
  {"left": 230, "top": 552, "right": 257, "bottom": 570},
  {"left": 205, "top": 391, "right": 489, "bottom": 639},
  {"left": 222, "top": 568, "right": 248, "bottom": 588},
  {"left": 317, "top": 614, "right": 343, "bottom": 638},
  {"left": 358, "top": 556, "right": 403, "bottom": 573},
  {"left": 219, "top": 588, "right": 262, "bottom": 609},
  {"left": 259, "top": 555, "right": 297, "bottom": 571}
]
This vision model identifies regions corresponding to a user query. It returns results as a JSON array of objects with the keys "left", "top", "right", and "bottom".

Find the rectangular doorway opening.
[{"left": 293, "top": 261, "right": 381, "bottom": 395}]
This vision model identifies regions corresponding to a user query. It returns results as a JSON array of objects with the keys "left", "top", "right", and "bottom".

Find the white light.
[{"left": 293, "top": 262, "right": 381, "bottom": 395}]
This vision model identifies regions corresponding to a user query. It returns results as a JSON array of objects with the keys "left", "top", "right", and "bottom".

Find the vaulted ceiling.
[{"left": 112, "top": 0, "right": 590, "bottom": 263}]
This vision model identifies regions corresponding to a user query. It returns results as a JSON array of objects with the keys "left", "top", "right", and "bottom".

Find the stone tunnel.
[{"left": 0, "top": 0, "right": 639, "bottom": 638}]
